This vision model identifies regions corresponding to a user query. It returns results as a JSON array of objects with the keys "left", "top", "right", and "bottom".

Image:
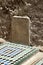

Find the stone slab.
[{"left": 11, "top": 16, "right": 31, "bottom": 45}]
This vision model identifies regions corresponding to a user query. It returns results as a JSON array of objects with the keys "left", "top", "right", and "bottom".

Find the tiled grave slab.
[
  {"left": 0, "top": 42, "right": 38, "bottom": 65},
  {"left": 35, "top": 59, "right": 43, "bottom": 65},
  {"left": 21, "top": 52, "right": 43, "bottom": 65}
]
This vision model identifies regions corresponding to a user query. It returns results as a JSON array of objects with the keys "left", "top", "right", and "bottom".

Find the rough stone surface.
[
  {"left": 0, "top": 10, "right": 11, "bottom": 40},
  {"left": 11, "top": 16, "right": 30, "bottom": 45},
  {"left": 30, "top": 17, "right": 43, "bottom": 46}
]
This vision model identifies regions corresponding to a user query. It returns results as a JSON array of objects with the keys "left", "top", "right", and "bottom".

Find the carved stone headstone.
[{"left": 11, "top": 16, "right": 31, "bottom": 45}]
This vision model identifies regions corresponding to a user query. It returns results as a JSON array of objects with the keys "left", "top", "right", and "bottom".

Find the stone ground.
[{"left": 0, "top": 38, "right": 6, "bottom": 43}]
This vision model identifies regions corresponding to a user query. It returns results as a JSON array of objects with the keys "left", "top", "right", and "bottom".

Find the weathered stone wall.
[
  {"left": 30, "top": 17, "right": 43, "bottom": 46},
  {"left": 0, "top": 0, "right": 43, "bottom": 46},
  {"left": 0, "top": 10, "right": 11, "bottom": 40}
]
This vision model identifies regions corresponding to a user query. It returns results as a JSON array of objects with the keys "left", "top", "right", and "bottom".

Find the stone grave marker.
[{"left": 11, "top": 16, "right": 31, "bottom": 45}]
